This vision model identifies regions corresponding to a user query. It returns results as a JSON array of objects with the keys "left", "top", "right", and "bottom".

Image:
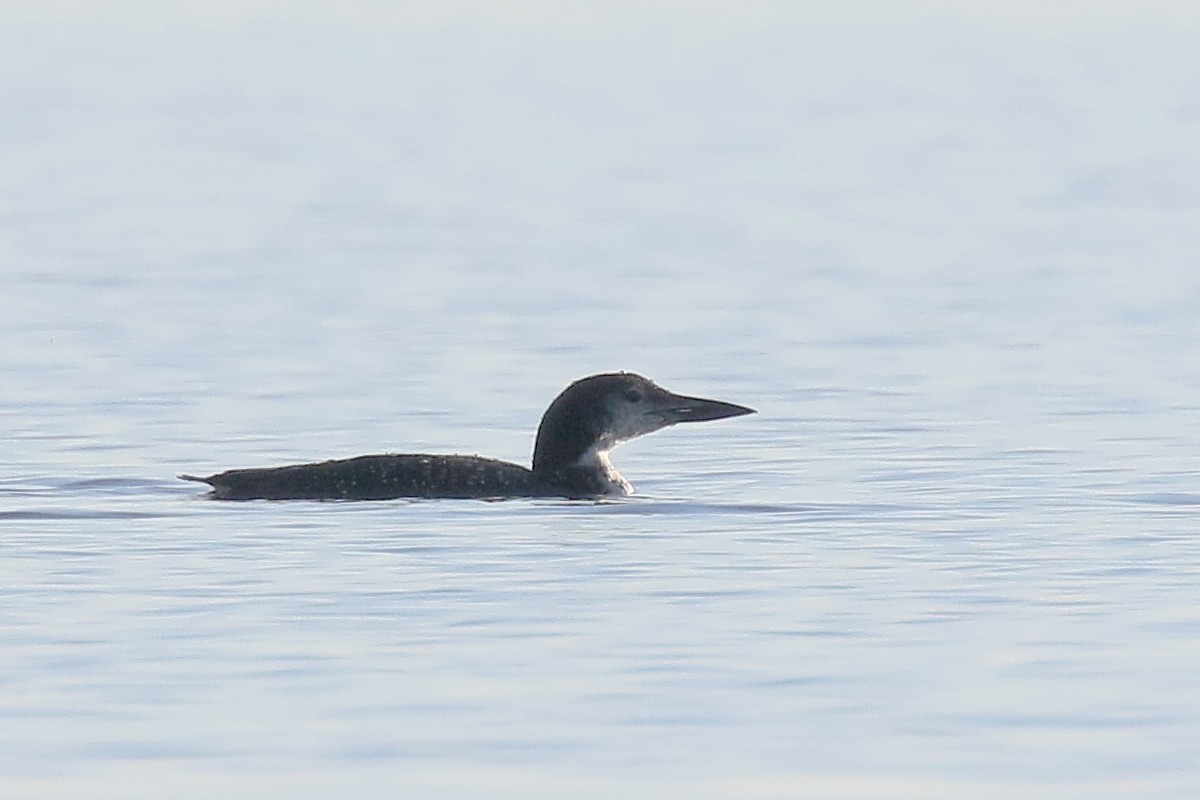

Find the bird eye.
[{"left": 624, "top": 389, "right": 643, "bottom": 403}]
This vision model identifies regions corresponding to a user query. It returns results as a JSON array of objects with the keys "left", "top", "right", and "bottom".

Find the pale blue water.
[{"left": 2, "top": 5, "right": 1200, "bottom": 798}]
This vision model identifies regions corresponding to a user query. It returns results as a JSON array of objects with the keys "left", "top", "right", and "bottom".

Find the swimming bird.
[{"left": 179, "top": 372, "right": 754, "bottom": 501}]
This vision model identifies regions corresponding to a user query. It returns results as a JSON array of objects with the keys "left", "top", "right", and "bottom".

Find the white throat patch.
[{"left": 576, "top": 444, "right": 634, "bottom": 495}]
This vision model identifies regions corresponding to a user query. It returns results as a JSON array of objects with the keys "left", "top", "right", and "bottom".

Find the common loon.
[{"left": 180, "top": 372, "right": 754, "bottom": 501}]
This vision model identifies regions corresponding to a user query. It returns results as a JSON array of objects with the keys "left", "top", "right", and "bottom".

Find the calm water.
[{"left": 2, "top": 4, "right": 1199, "bottom": 798}]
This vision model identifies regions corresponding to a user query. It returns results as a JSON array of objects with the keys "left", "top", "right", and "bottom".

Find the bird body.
[{"left": 180, "top": 372, "right": 754, "bottom": 501}]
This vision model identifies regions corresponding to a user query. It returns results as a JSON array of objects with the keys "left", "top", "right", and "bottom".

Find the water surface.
[{"left": 2, "top": 4, "right": 1199, "bottom": 798}]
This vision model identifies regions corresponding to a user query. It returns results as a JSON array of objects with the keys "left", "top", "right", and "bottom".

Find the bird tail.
[{"left": 178, "top": 474, "right": 213, "bottom": 484}]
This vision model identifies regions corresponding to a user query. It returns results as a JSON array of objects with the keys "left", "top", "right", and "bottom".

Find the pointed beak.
[{"left": 654, "top": 392, "right": 756, "bottom": 425}]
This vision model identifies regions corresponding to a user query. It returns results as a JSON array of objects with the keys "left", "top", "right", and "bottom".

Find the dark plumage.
[{"left": 180, "top": 372, "right": 754, "bottom": 501}]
